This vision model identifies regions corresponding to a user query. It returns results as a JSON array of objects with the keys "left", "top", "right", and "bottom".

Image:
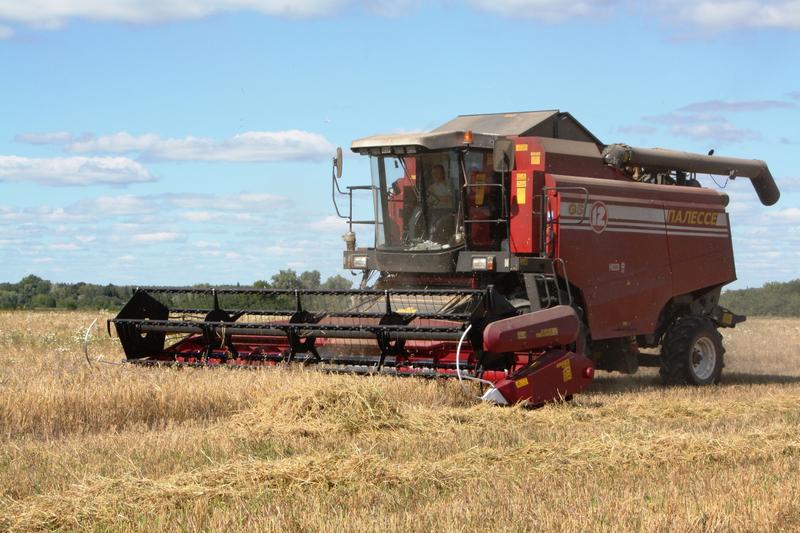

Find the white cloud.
[
  {"left": 14, "top": 131, "right": 76, "bottom": 144},
  {"left": 765, "top": 207, "right": 800, "bottom": 223},
  {"left": 0, "top": 192, "right": 294, "bottom": 252},
  {"left": 237, "top": 192, "right": 288, "bottom": 204},
  {"left": 777, "top": 176, "right": 800, "bottom": 191},
  {"left": 644, "top": 112, "right": 760, "bottom": 143},
  {"left": 0, "top": 155, "right": 153, "bottom": 186},
  {"left": 111, "top": 223, "right": 141, "bottom": 232},
  {"left": 48, "top": 243, "right": 80, "bottom": 251},
  {"left": 0, "top": 24, "right": 13, "bottom": 39},
  {"left": 471, "top": 0, "right": 800, "bottom": 30},
  {"left": 0, "top": 1, "right": 347, "bottom": 28},
  {"left": 0, "top": 206, "right": 92, "bottom": 226},
  {"left": 671, "top": 121, "right": 761, "bottom": 143},
  {"left": 19, "top": 129, "right": 336, "bottom": 163},
  {"left": 66, "top": 131, "right": 160, "bottom": 153},
  {"left": 469, "top": 0, "right": 609, "bottom": 21},
  {"left": 232, "top": 213, "right": 265, "bottom": 223},
  {"left": 180, "top": 211, "right": 224, "bottom": 222},
  {"left": 725, "top": 199, "right": 757, "bottom": 216},
  {"left": 167, "top": 192, "right": 291, "bottom": 210},
  {"left": 309, "top": 214, "right": 349, "bottom": 232},
  {"left": 616, "top": 124, "right": 657, "bottom": 135},
  {"left": 670, "top": 0, "right": 800, "bottom": 30},
  {"left": 3, "top": 0, "right": 800, "bottom": 35},
  {"left": 194, "top": 240, "right": 222, "bottom": 248},
  {"left": 73, "top": 195, "right": 157, "bottom": 216},
  {"left": 158, "top": 130, "right": 334, "bottom": 162},
  {"left": 678, "top": 99, "right": 796, "bottom": 112},
  {"left": 132, "top": 232, "right": 183, "bottom": 243}
]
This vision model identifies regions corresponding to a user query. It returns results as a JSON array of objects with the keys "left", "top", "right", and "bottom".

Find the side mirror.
[
  {"left": 333, "top": 147, "right": 343, "bottom": 179},
  {"left": 493, "top": 139, "right": 515, "bottom": 173}
]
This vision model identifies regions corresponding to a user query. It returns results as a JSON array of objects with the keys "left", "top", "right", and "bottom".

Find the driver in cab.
[
  {"left": 427, "top": 164, "right": 456, "bottom": 243},
  {"left": 428, "top": 164, "right": 453, "bottom": 209}
]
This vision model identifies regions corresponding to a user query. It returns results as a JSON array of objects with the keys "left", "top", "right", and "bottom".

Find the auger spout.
[{"left": 602, "top": 144, "right": 780, "bottom": 206}]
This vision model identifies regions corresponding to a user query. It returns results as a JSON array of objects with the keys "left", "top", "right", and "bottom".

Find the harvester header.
[{"left": 112, "top": 109, "right": 780, "bottom": 406}]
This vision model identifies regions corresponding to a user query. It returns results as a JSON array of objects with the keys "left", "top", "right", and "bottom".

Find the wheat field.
[{"left": 0, "top": 311, "right": 799, "bottom": 532}]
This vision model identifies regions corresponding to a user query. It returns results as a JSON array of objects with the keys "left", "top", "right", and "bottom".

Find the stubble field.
[{"left": 1, "top": 311, "right": 799, "bottom": 531}]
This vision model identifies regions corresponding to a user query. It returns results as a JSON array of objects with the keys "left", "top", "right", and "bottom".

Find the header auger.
[{"left": 112, "top": 110, "right": 779, "bottom": 406}]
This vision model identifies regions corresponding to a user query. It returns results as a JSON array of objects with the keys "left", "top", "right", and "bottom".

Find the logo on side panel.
[{"left": 589, "top": 201, "right": 608, "bottom": 233}]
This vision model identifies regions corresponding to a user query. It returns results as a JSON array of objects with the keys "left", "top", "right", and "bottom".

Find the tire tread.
[{"left": 660, "top": 315, "right": 724, "bottom": 385}]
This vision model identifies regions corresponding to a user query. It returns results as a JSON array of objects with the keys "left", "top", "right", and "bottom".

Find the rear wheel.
[{"left": 660, "top": 315, "right": 724, "bottom": 385}]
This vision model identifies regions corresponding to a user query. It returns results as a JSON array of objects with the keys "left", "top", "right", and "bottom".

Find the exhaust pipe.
[{"left": 602, "top": 144, "right": 780, "bottom": 206}]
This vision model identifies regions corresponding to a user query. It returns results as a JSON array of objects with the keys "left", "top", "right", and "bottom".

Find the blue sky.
[{"left": 0, "top": 0, "right": 798, "bottom": 288}]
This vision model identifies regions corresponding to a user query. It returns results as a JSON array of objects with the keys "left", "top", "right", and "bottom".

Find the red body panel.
[
  {"left": 550, "top": 175, "right": 733, "bottom": 340},
  {"left": 483, "top": 305, "right": 579, "bottom": 353},
  {"left": 504, "top": 136, "right": 735, "bottom": 341},
  {"left": 509, "top": 139, "right": 545, "bottom": 254},
  {"left": 493, "top": 350, "right": 594, "bottom": 406}
]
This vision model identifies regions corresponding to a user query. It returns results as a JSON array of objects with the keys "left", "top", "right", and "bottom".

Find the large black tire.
[{"left": 660, "top": 315, "right": 724, "bottom": 385}]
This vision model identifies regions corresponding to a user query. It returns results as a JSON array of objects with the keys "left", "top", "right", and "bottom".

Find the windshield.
[{"left": 371, "top": 150, "right": 500, "bottom": 251}]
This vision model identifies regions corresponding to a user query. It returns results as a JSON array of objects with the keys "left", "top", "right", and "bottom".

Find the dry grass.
[{"left": 1, "top": 311, "right": 799, "bottom": 531}]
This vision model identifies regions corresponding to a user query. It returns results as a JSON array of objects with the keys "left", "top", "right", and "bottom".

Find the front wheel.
[{"left": 660, "top": 316, "right": 724, "bottom": 385}]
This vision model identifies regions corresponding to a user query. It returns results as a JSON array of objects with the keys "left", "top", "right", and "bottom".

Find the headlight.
[
  {"left": 471, "top": 256, "right": 495, "bottom": 271},
  {"left": 352, "top": 255, "right": 368, "bottom": 269}
]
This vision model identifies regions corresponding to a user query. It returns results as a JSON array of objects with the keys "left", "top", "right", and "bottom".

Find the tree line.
[
  {"left": 719, "top": 279, "right": 800, "bottom": 317},
  {"left": 0, "top": 271, "right": 354, "bottom": 310},
  {"left": 2, "top": 274, "right": 798, "bottom": 316}
]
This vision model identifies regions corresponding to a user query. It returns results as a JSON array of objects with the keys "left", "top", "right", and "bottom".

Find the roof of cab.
[{"left": 351, "top": 110, "right": 602, "bottom": 153}]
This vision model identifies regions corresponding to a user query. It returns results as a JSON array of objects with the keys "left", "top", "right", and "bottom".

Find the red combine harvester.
[{"left": 111, "top": 111, "right": 780, "bottom": 405}]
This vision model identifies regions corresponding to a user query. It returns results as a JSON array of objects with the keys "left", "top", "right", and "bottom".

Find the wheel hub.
[{"left": 691, "top": 337, "right": 717, "bottom": 381}]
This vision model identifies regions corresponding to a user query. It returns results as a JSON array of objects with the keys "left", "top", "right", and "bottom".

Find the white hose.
[
  {"left": 83, "top": 318, "right": 98, "bottom": 368},
  {"left": 455, "top": 324, "right": 494, "bottom": 397},
  {"left": 83, "top": 318, "right": 127, "bottom": 367}
]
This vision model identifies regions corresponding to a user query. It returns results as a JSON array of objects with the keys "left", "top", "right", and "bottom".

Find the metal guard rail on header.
[
  {"left": 112, "top": 318, "right": 469, "bottom": 340},
  {"left": 108, "top": 286, "right": 509, "bottom": 367},
  {"left": 135, "top": 287, "right": 485, "bottom": 296}
]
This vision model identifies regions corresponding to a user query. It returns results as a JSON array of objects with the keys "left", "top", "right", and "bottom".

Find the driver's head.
[{"left": 432, "top": 164, "right": 445, "bottom": 181}]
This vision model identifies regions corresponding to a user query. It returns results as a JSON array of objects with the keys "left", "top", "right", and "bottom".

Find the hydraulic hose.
[{"left": 455, "top": 324, "right": 494, "bottom": 397}]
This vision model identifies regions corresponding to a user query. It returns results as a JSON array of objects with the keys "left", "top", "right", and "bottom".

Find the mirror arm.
[{"left": 331, "top": 164, "right": 349, "bottom": 219}]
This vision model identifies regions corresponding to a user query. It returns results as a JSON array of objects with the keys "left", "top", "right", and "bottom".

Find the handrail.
[
  {"left": 542, "top": 186, "right": 590, "bottom": 225},
  {"left": 331, "top": 166, "right": 377, "bottom": 232}
]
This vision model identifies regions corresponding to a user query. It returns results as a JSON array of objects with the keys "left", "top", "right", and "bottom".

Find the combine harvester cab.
[{"left": 112, "top": 110, "right": 779, "bottom": 406}]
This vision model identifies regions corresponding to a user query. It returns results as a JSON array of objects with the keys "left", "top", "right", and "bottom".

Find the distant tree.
[
  {"left": 720, "top": 279, "right": 800, "bottom": 317},
  {"left": 18, "top": 275, "right": 51, "bottom": 307},
  {"left": 270, "top": 270, "right": 302, "bottom": 290},
  {"left": 0, "top": 290, "right": 18, "bottom": 308},
  {"left": 0, "top": 270, "right": 349, "bottom": 311},
  {"left": 299, "top": 271, "right": 321, "bottom": 290},
  {"left": 322, "top": 275, "right": 353, "bottom": 290}
]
